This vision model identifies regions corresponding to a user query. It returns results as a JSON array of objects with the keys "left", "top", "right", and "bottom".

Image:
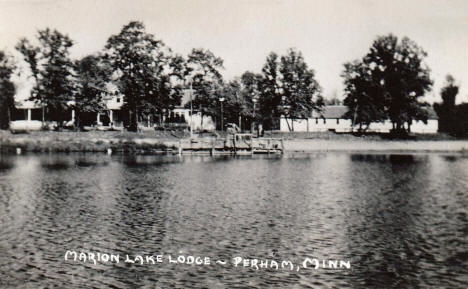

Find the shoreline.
[
  {"left": 1, "top": 130, "right": 468, "bottom": 154},
  {"left": 284, "top": 139, "right": 468, "bottom": 153}
]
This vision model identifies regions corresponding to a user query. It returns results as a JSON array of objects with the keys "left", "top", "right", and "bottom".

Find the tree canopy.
[
  {"left": 433, "top": 75, "right": 467, "bottom": 135},
  {"left": 16, "top": 28, "right": 75, "bottom": 124},
  {"left": 72, "top": 54, "right": 112, "bottom": 127},
  {"left": 279, "top": 48, "right": 322, "bottom": 131},
  {"left": 186, "top": 48, "right": 224, "bottom": 122},
  {"left": 255, "top": 49, "right": 322, "bottom": 131},
  {"left": 104, "top": 21, "right": 183, "bottom": 131},
  {"left": 0, "top": 51, "right": 16, "bottom": 129},
  {"left": 8, "top": 24, "right": 459, "bottom": 136},
  {"left": 342, "top": 34, "right": 433, "bottom": 133}
]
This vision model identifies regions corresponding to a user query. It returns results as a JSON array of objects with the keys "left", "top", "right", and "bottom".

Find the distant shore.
[{"left": 1, "top": 130, "right": 467, "bottom": 154}]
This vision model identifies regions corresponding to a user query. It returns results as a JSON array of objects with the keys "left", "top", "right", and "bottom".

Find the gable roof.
[
  {"left": 312, "top": 105, "right": 348, "bottom": 119},
  {"left": 310, "top": 105, "right": 438, "bottom": 120}
]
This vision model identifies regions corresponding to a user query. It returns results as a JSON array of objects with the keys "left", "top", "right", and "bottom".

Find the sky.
[{"left": 1, "top": 0, "right": 467, "bottom": 103}]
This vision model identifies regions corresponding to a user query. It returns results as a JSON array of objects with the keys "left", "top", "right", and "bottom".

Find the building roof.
[
  {"left": 311, "top": 105, "right": 438, "bottom": 120},
  {"left": 312, "top": 105, "right": 348, "bottom": 119},
  {"left": 15, "top": 100, "right": 41, "bottom": 109}
]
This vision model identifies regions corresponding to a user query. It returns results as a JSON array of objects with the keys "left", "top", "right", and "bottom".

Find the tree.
[
  {"left": 16, "top": 28, "right": 75, "bottom": 125},
  {"left": 342, "top": 60, "right": 386, "bottom": 131},
  {"left": 454, "top": 103, "right": 468, "bottom": 136},
  {"left": 73, "top": 54, "right": 111, "bottom": 128},
  {"left": 279, "top": 48, "right": 322, "bottom": 131},
  {"left": 239, "top": 71, "right": 263, "bottom": 130},
  {"left": 257, "top": 52, "right": 282, "bottom": 130},
  {"left": 256, "top": 49, "right": 322, "bottom": 131},
  {"left": 214, "top": 79, "right": 246, "bottom": 130},
  {"left": 434, "top": 75, "right": 458, "bottom": 133},
  {"left": 0, "top": 51, "right": 16, "bottom": 129},
  {"left": 186, "top": 48, "right": 224, "bottom": 127},
  {"left": 104, "top": 21, "right": 181, "bottom": 131},
  {"left": 342, "top": 34, "right": 433, "bottom": 133}
]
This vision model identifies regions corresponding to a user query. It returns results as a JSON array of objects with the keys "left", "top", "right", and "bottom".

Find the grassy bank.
[
  {"left": 1, "top": 130, "right": 467, "bottom": 154},
  {"left": 0, "top": 130, "right": 179, "bottom": 154},
  {"left": 284, "top": 139, "right": 468, "bottom": 153},
  {"left": 264, "top": 131, "right": 464, "bottom": 141}
]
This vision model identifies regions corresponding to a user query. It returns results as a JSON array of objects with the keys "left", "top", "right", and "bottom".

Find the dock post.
[
  {"left": 178, "top": 141, "right": 182, "bottom": 155},
  {"left": 280, "top": 138, "right": 284, "bottom": 154},
  {"left": 233, "top": 135, "right": 237, "bottom": 155}
]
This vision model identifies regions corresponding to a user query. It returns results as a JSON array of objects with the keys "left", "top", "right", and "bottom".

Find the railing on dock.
[{"left": 176, "top": 134, "right": 284, "bottom": 155}]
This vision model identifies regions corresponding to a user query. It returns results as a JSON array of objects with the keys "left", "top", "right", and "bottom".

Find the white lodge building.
[
  {"left": 10, "top": 82, "right": 216, "bottom": 131},
  {"left": 280, "top": 105, "right": 439, "bottom": 134}
]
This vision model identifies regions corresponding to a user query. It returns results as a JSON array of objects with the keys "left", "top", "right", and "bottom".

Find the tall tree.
[
  {"left": 104, "top": 21, "right": 180, "bottom": 131},
  {"left": 0, "top": 51, "right": 16, "bottom": 129},
  {"left": 16, "top": 28, "right": 75, "bottom": 125},
  {"left": 434, "top": 75, "right": 458, "bottom": 133},
  {"left": 186, "top": 48, "right": 224, "bottom": 127},
  {"left": 240, "top": 71, "right": 263, "bottom": 130},
  {"left": 73, "top": 54, "right": 111, "bottom": 128},
  {"left": 454, "top": 103, "right": 468, "bottom": 136},
  {"left": 342, "top": 60, "right": 386, "bottom": 131},
  {"left": 257, "top": 52, "right": 282, "bottom": 130},
  {"left": 216, "top": 79, "right": 243, "bottom": 130},
  {"left": 257, "top": 49, "right": 322, "bottom": 131},
  {"left": 279, "top": 48, "right": 322, "bottom": 131},
  {"left": 343, "top": 34, "right": 433, "bottom": 133}
]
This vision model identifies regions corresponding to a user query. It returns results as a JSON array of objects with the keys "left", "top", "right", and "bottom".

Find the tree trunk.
[
  {"left": 396, "top": 122, "right": 402, "bottom": 131},
  {"left": 129, "top": 105, "right": 138, "bottom": 132},
  {"left": 285, "top": 117, "right": 292, "bottom": 132},
  {"left": 75, "top": 110, "right": 80, "bottom": 130},
  {"left": 200, "top": 110, "right": 204, "bottom": 131}
]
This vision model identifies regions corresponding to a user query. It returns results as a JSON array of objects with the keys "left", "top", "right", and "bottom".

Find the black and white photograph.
[{"left": 0, "top": 0, "right": 467, "bottom": 288}]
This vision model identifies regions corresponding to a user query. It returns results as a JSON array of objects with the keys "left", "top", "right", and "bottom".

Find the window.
[
  {"left": 324, "top": 118, "right": 326, "bottom": 124},
  {"left": 315, "top": 118, "right": 318, "bottom": 124},
  {"left": 116, "top": 98, "right": 121, "bottom": 103},
  {"left": 337, "top": 118, "right": 339, "bottom": 124}
]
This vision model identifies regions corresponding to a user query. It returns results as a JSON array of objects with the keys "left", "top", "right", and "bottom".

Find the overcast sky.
[{"left": 1, "top": 0, "right": 467, "bottom": 103}]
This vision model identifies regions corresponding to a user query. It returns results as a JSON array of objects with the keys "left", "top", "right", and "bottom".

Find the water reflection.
[
  {"left": 0, "top": 153, "right": 466, "bottom": 288},
  {"left": 0, "top": 157, "right": 14, "bottom": 172}
]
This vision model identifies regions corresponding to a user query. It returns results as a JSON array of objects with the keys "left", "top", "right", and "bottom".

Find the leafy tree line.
[
  {"left": 1, "top": 21, "right": 324, "bottom": 132},
  {"left": 206, "top": 48, "right": 323, "bottom": 132},
  {"left": 1, "top": 23, "right": 466, "bottom": 135},
  {"left": 14, "top": 22, "right": 187, "bottom": 131},
  {"left": 434, "top": 75, "right": 468, "bottom": 136}
]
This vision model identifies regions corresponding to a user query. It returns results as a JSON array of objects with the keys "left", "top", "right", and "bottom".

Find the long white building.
[{"left": 280, "top": 105, "right": 439, "bottom": 134}]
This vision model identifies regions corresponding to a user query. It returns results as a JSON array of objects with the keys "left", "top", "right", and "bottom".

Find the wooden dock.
[{"left": 175, "top": 134, "right": 284, "bottom": 155}]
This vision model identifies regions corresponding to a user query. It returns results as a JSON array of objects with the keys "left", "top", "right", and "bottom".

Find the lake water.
[{"left": 0, "top": 153, "right": 467, "bottom": 288}]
